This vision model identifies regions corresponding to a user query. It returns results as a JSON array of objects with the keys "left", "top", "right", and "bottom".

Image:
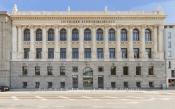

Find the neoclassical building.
[{"left": 10, "top": 5, "right": 166, "bottom": 89}]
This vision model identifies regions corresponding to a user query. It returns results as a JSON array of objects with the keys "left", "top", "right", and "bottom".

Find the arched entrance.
[{"left": 83, "top": 67, "right": 93, "bottom": 89}]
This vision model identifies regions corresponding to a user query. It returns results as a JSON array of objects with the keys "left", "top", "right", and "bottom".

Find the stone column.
[
  {"left": 79, "top": 27, "right": 84, "bottom": 61},
  {"left": 55, "top": 27, "right": 59, "bottom": 60},
  {"left": 67, "top": 27, "right": 72, "bottom": 61},
  {"left": 141, "top": 26, "right": 145, "bottom": 59},
  {"left": 116, "top": 28, "right": 121, "bottom": 60},
  {"left": 104, "top": 27, "right": 109, "bottom": 61},
  {"left": 12, "top": 25, "right": 17, "bottom": 59},
  {"left": 17, "top": 26, "right": 23, "bottom": 59},
  {"left": 153, "top": 26, "right": 158, "bottom": 59},
  {"left": 42, "top": 27, "right": 47, "bottom": 59},
  {"left": 128, "top": 27, "right": 133, "bottom": 59},
  {"left": 158, "top": 25, "right": 164, "bottom": 59},
  {"left": 92, "top": 27, "right": 96, "bottom": 61},
  {"left": 30, "top": 27, "right": 35, "bottom": 59}
]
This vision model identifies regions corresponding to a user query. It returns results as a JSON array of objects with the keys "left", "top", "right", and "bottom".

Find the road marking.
[
  {"left": 35, "top": 96, "right": 47, "bottom": 101},
  {"left": 82, "top": 96, "right": 92, "bottom": 99},
  {"left": 58, "top": 96, "right": 75, "bottom": 101},
  {"left": 11, "top": 96, "right": 19, "bottom": 101},
  {"left": 127, "top": 101, "right": 139, "bottom": 104},
  {"left": 104, "top": 96, "right": 118, "bottom": 99}
]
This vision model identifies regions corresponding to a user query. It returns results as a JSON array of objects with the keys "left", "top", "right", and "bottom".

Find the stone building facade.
[
  {"left": 164, "top": 25, "right": 175, "bottom": 88},
  {"left": 10, "top": 6, "right": 166, "bottom": 89},
  {"left": 0, "top": 11, "right": 11, "bottom": 86}
]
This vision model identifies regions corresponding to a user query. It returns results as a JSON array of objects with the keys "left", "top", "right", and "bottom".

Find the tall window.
[
  {"left": 24, "top": 29, "right": 30, "bottom": 41},
  {"left": 60, "top": 48, "right": 66, "bottom": 59},
  {"left": 109, "top": 48, "right": 115, "bottom": 59},
  {"left": 35, "top": 82, "right": 40, "bottom": 88},
  {"left": 48, "top": 48, "right": 54, "bottom": 59},
  {"left": 84, "top": 28, "right": 91, "bottom": 41},
  {"left": 23, "top": 82, "right": 27, "bottom": 88},
  {"left": 148, "top": 66, "right": 154, "bottom": 75},
  {"left": 36, "top": 29, "right": 42, "bottom": 41},
  {"left": 146, "top": 48, "right": 152, "bottom": 58},
  {"left": 24, "top": 48, "right": 30, "bottom": 59},
  {"left": 171, "top": 70, "right": 175, "bottom": 77},
  {"left": 121, "top": 48, "right": 127, "bottom": 58},
  {"left": 96, "top": 28, "right": 103, "bottom": 41},
  {"left": 134, "top": 48, "right": 140, "bottom": 59},
  {"left": 145, "top": 29, "right": 151, "bottom": 41},
  {"left": 36, "top": 48, "right": 42, "bottom": 59},
  {"left": 121, "top": 29, "right": 127, "bottom": 41},
  {"left": 133, "top": 29, "right": 139, "bottom": 41},
  {"left": 60, "top": 66, "right": 66, "bottom": 75},
  {"left": 108, "top": 28, "right": 115, "bottom": 41},
  {"left": 84, "top": 48, "right": 91, "bottom": 59},
  {"left": 47, "top": 66, "right": 53, "bottom": 75},
  {"left": 136, "top": 66, "right": 141, "bottom": 75},
  {"left": 35, "top": 66, "right": 40, "bottom": 76},
  {"left": 97, "top": 48, "right": 104, "bottom": 59},
  {"left": 72, "top": 48, "right": 79, "bottom": 59},
  {"left": 22, "top": 65, "right": 28, "bottom": 76},
  {"left": 60, "top": 28, "right": 67, "bottom": 41},
  {"left": 48, "top": 28, "right": 54, "bottom": 41},
  {"left": 123, "top": 66, "right": 128, "bottom": 75},
  {"left": 48, "top": 82, "right": 52, "bottom": 88},
  {"left": 111, "top": 65, "right": 116, "bottom": 75},
  {"left": 72, "top": 28, "right": 79, "bottom": 41}
]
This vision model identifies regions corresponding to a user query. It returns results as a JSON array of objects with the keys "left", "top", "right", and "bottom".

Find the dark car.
[{"left": 0, "top": 86, "right": 10, "bottom": 92}]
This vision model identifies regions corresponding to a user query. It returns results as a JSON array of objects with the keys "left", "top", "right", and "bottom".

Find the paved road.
[{"left": 0, "top": 90, "right": 175, "bottom": 109}]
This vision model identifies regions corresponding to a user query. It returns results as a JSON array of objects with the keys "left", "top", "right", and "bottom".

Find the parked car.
[{"left": 0, "top": 86, "right": 10, "bottom": 92}]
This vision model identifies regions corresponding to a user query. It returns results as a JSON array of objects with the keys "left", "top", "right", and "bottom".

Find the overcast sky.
[{"left": 0, "top": 0, "right": 174, "bottom": 24}]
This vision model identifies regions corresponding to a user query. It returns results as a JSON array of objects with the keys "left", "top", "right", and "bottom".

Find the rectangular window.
[
  {"left": 121, "top": 48, "right": 127, "bottom": 58},
  {"left": 36, "top": 48, "right": 42, "bottom": 59},
  {"left": 22, "top": 66, "right": 28, "bottom": 76},
  {"left": 97, "top": 48, "right": 104, "bottom": 59},
  {"left": 47, "top": 66, "right": 53, "bottom": 75},
  {"left": 60, "top": 66, "right": 65, "bottom": 75},
  {"left": 171, "top": 70, "right": 175, "bottom": 77},
  {"left": 109, "top": 48, "right": 115, "bottom": 59},
  {"left": 148, "top": 66, "right": 154, "bottom": 75},
  {"left": 84, "top": 48, "right": 91, "bottom": 59},
  {"left": 72, "top": 75, "right": 78, "bottom": 88},
  {"left": 23, "top": 82, "right": 27, "bottom": 88},
  {"left": 72, "top": 48, "right": 79, "bottom": 59},
  {"left": 98, "top": 66, "right": 104, "bottom": 72},
  {"left": 136, "top": 82, "right": 141, "bottom": 88},
  {"left": 146, "top": 48, "right": 152, "bottom": 58},
  {"left": 24, "top": 48, "right": 30, "bottom": 59},
  {"left": 48, "top": 82, "right": 52, "bottom": 88},
  {"left": 136, "top": 66, "right": 141, "bottom": 75},
  {"left": 168, "top": 51, "right": 172, "bottom": 57},
  {"left": 123, "top": 66, "right": 128, "bottom": 75},
  {"left": 111, "top": 82, "right": 116, "bottom": 88},
  {"left": 60, "top": 48, "right": 66, "bottom": 59},
  {"left": 149, "top": 82, "right": 154, "bottom": 88},
  {"left": 72, "top": 66, "right": 78, "bottom": 72},
  {"left": 48, "top": 48, "right": 54, "bottom": 59},
  {"left": 134, "top": 48, "right": 139, "bottom": 59},
  {"left": 35, "top": 66, "right": 40, "bottom": 76},
  {"left": 111, "top": 66, "right": 116, "bottom": 75},
  {"left": 169, "top": 61, "right": 171, "bottom": 69},
  {"left": 168, "top": 41, "right": 171, "bottom": 48},
  {"left": 124, "top": 82, "right": 128, "bottom": 88},
  {"left": 60, "top": 82, "right": 65, "bottom": 88},
  {"left": 35, "top": 82, "right": 40, "bottom": 88},
  {"left": 168, "top": 32, "right": 171, "bottom": 39}
]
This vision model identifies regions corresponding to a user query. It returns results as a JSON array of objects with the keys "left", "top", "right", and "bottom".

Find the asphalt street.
[{"left": 0, "top": 90, "right": 175, "bottom": 109}]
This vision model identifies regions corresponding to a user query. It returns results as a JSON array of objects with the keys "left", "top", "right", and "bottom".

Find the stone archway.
[{"left": 83, "top": 67, "right": 93, "bottom": 89}]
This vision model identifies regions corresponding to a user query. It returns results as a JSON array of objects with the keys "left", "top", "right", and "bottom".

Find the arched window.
[
  {"left": 121, "top": 29, "right": 127, "bottom": 41},
  {"left": 145, "top": 29, "right": 151, "bottom": 41},
  {"left": 24, "top": 29, "right": 30, "bottom": 41},
  {"left": 36, "top": 29, "right": 42, "bottom": 41},
  {"left": 48, "top": 28, "right": 54, "bottom": 41},
  {"left": 133, "top": 29, "right": 139, "bottom": 41},
  {"left": 60, "top": 28, "right": 67, "bottom": 41},
  {"left": 84, "top": 28, "right": 91, "bottom": 41},
  {"left": 96, "top": 28, "right": 103, "bottom": 41},
  {"left": 72, "top": 28, "right": 79, "bottom": 41},
  {"left": 108, "top": 28, "right": 115, "bottom": 41}
]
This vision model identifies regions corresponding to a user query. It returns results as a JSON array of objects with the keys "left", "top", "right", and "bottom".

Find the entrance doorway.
[
  {"left": 83, "top": 67, "right": 93, "bottom": 89},
  {"left": 98, "top": 76, "right": 104, "bottom": 89}
]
